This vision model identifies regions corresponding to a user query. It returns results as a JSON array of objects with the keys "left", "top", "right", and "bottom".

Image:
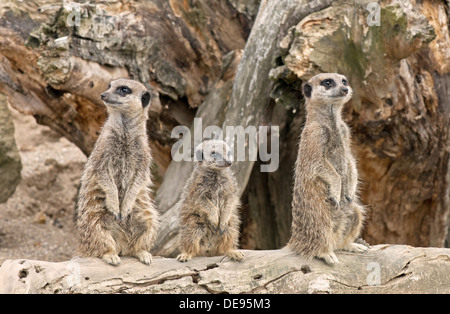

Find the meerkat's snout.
[{"left": 340, "top": 87, "right": 349, "bottom": 95}]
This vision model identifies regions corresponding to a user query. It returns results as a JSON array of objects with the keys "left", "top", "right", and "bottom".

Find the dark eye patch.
[
  {"left": 117, "top": 86, "right": 132, "bottom": 96},
  {"left": 211, "top": 152, "right": 222, "bottom": 160},
  {"left": 342, "top": 79, "right": 347, "bottom": 86},
  {"left": 320, "top": 79, "right": 335, "bottom": 90}
]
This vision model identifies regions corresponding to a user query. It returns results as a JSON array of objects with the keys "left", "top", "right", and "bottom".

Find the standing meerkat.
[
  {"left": 287, "top": 73, "right": 368, "bottom": 265},
  {"left": 74, "top": 78, "right": 159, "bottom": 266},
  {"left": 177, "top": 139, "right": 244, "bottom": 262}
]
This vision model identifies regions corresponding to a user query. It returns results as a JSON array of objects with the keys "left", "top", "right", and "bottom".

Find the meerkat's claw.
[
  {"left": 344, "top": 242, "right": 369, "bottom": 253},
  {"left": 136, "top": 251, "right": 153, "bottom": 265},
  {"left": 328, "top": 197, "right": 340, "bottom": 209},
  {"left": 316, "top": 252, "right": 339, "bottom": 265},
  {"left": 225, "top": 250, "right": 245, "bottom": 261},
  {"left": 355, "top": 237, "right": 370, "bottom": 248},
  {"left": 177, "top": 253, "right": 192, "bottom": 263},
  {"left": 344, "top": 194, "right": 353, "bottom": 203},
  {"left": 219, "top": 222, "right": 229, "bottom": 235},
  {"left": 102, "top": 253, "right": 121, "bottom": 266},
  {"left": 209, "top": 223, "right": 219, "bottom": 232}
]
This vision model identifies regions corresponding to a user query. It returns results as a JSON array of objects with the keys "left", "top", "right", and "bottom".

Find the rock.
[
  {"left": 0, "top": 94, "right": 21, "bottom": 203},
  {"left": 0, "top": 245, "right": 449, "bottom": 294}
]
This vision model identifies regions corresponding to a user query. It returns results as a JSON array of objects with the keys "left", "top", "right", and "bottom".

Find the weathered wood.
[{"left": 1, "top": 245, "right": 449, "bottom": 294}]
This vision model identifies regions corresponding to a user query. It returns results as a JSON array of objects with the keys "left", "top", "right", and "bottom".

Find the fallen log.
[{"left": 0, "top": 244, "right": 448, "bottom": 294}]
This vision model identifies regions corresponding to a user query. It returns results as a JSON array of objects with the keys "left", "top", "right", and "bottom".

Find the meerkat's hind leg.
[
  {"left": 177, "top": 252, "right": 193, "bottom": 262},
  {"left": 316, "top": 251, "right": 339, "bottom": 265}
]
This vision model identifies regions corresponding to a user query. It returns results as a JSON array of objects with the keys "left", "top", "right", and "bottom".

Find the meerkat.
[
  {"left": 74, "top": 78, "right": 159, "bottom": 266},
  {"left": 287, "top": 73, "right": 369, "bottom": 265},
  {"left": 177, "top": 139, "right": 244, "bottom": 262}
]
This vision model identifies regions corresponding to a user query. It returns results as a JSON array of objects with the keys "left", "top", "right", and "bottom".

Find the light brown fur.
[
  {"left": 177, "top": 140, "right": 244, "bottom": 262},
  {"left": 287, "top": 73, "right": 368, "bottom": 265},
  {"left": 74, "top": 78, "right": 158, "bottom": 266}
]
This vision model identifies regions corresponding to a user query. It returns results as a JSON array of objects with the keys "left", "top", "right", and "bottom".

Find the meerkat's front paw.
[
  {"left": 344, "top": 242, "right": 369, "bottom": 253},
  {"left": 219, "top": 222, "right": 229, "bottom": 235},
  {"left": 327, "top": 196, "right": 340, "bottom": 209},
  {"left": 120, "top": 200, "right": 134, "bottom": 219},
  {"left": 102, "top": 253, "right": 121, "bottom": 266},
  {"left": 209, "top": 219, "right": 220, "bottom": 232},
  {"left": 136, "top": 251, "right": 153, "bottom": 265},
  {"left": 209, "top": 223, "right": 219, "bottom": 233},
  {"left": 177, "top": 253, "right": 192, "bottom": 263},
  {"left": 316, "top": 251, "right": 339, "bottom": 265},
  {"left": 225, "top": 250, "right": 245, "bottom": 261},
  {"left": 344, "top": 194, "right": 354, "bottom": 204},
  {"left": 106, "top": 201, "right": 121, "bottom": 220}
]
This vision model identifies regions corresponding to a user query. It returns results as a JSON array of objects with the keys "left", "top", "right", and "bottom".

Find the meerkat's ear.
[
  {"left": 141, "top": 91, "right": 151, "bottom": 108},
  {"left": 303, "top": 83, "right": 312, "bottom": 98}
]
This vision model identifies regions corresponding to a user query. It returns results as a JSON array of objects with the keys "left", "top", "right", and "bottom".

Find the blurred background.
[{"left": 0, "top": 0, "right": 448, "bottom": 263}]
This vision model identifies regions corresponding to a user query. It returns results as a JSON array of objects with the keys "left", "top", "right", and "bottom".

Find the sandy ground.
[{"left": 0, "top": 106, "right": 87, "bottom": 266}]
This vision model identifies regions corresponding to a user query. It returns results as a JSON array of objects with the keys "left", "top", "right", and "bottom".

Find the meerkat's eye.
[
  {"left": 117, "top": 86, "right": 132, "bottom": 96},
  {"left": 342, "top": 79, "right": 347, "bottom": 86},
  {"left": 320, "top": 79, "right": 335, "bottom": 89},
  {"left": 211, "top": 151, "right": 224, "bottom": 161}
]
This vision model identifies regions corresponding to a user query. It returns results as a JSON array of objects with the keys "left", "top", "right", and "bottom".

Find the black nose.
[
  {"left": 341, "top": 87, "right": 348, "bottom": 95},
  {"left": 225, "top": 160, "right": 232, "bottom": 167},
  {"left": 101, "top": 93, "right": 107, "bottom": 100}
]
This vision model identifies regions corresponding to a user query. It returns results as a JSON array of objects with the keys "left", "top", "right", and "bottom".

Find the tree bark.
[{"left": 1, "top": 245, "right": 449, "bottom": 294}]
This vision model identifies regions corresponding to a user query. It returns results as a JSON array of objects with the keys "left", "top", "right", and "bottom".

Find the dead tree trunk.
[{"left": 1, "top": 245, "right": 449, "bottom": 294}]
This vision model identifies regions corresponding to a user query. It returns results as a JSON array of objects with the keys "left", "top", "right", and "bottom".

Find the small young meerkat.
[
  {"left": 177, "top": 139, "right": 244, "bottom": 262},
  {"left": 287, "top": 73, "right": 368, "bottom": 265},
  {"left": 74, "top": 78, "right": 159, "bottom": 266}
]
